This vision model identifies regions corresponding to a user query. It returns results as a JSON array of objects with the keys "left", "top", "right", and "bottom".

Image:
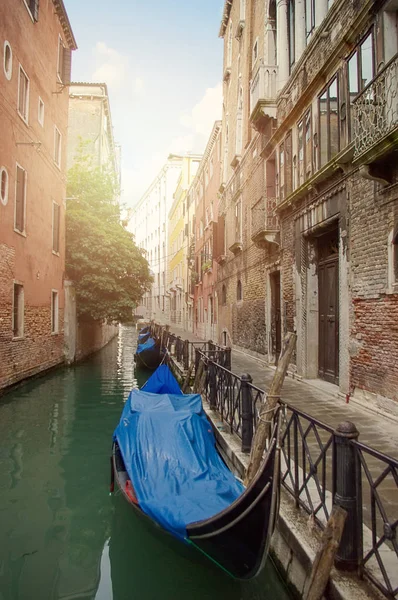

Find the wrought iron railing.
[
  {"left": 149, "top": 324, "right": 398, "bottom": 598},
  {"left": 353, "top": 53, "right": 398, "bottom": 159},
  {"left": 251, "top": 197, "right": 279, "bottom": 238},
  {"left": 196, "top": 357, "right": 398, "bottom": 599}
]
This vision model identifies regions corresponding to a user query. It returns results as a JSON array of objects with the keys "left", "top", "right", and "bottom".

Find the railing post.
[
  {"left": 183, "top": 339, "right": 189, "bottom": 370},
  {"left": 195, "top": 348, "right": 200, "bottom": 373},
  {"left": 224, "top": 347, "right": 232, "bottom": 370},
  {"left": 334, "top": 421, "right": 361, "bottom": 572},
  {"left": 241, "top": 373, "right": 253, "bottom": 453},
  {"left": 208, "top": 361, "right": 217, "bottom": 410}
]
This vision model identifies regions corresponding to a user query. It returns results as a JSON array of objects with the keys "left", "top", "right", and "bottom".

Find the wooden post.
[
  {"left": 244, "top": 332, "right": 296, "bottom": 486},
  {"left": 304, "top": 506, "right": 347, "bottom": 600},
  {"left": 193, "top": 359, "right": 204, "bottom": 393},
  {"left": 182, "top": 360, "right": 195, "bottom": 393}
]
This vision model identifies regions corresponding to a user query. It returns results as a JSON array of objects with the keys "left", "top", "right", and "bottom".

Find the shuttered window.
[
  {"left": 53, "top": 202, "right": 60, "bottom": 253},
  {"left": 15, "top": 165, "right": 26, "bottom": 233},
  {"left": 57, "top": 37, "right": 72, "bottom": 84},
  {"left": 18, "top": 66, "right": 29, "bottom": 122}
]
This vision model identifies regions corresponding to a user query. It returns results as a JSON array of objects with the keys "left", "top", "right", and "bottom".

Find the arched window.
[
  {"left": 222, "top": 284, "right": 227, "bottom": 305},
  {"left": 227, "top": 22, "right": 233, "bottom": 66},
  {"left": 237, "top": 280, "right": 242, "bottom": 301},
  {"left": 3, "top": 41, "right": 12, "bottom": 80},
  {"left": 0, "top": 167, "right": 9, "bottom": 206},
  {"left": 236, "top": 87, "right": 243, "bottom": 156}
]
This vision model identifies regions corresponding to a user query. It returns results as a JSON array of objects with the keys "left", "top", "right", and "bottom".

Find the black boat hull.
[
  {"left": 111, "top": 420, "right": 280, "bottom": 580},
  {"left": 134, "top": 347, "right": 162, "bottom": 370}
]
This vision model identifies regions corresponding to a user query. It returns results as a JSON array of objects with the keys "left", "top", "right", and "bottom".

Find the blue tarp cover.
[
  {"left": 136, "top": 336, "right": 156, "bottom": 355},
  {"left": 114, "top": 366, "right": 244, "bottom": 540}
]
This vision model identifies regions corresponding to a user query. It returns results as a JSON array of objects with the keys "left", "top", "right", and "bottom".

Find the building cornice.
[
  {"left": 52, "top": 0, "right": 77, "bottom": 50},
  {"left": 219, "top": 1, "right": 233, "bottom": 38}
]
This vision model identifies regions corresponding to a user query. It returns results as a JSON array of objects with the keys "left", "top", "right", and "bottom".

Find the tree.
[{"left": 66, "top": 150, "right": 152, "bottom": 323}]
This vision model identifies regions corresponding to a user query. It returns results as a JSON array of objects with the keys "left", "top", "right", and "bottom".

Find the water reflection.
[{"left": 0, "top": 325, "right": 290, "bottom": 600}]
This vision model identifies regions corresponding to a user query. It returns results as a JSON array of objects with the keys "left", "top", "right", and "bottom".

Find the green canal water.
[{"left": 0, "top": 325, "right": 290, "bottom": 600}]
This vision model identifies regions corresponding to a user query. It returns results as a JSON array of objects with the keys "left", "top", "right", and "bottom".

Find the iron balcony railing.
[
  {"left": 251, "top": 197, "right": 279, "bottom": 238},
  {"left": 353, "top": 53, "right": 398, "bottom": 159},
  {"left": 250, "top": 62, "right": 278, "bottom": 118}
]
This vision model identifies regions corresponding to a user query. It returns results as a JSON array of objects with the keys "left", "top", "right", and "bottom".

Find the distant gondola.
[
  {"left": 134, "top": 332, "right": 162, "bottom": 370},
  {"left": 111, "top": 364, "right": 280, "bottom": 579}
]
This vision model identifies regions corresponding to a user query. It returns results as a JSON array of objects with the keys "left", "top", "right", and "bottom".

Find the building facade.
[
  {"left": 190, "top": 122, "right": 222, "bottom": 341},
  {"left": 67, "top": 82, "right": 120, "bottom": 184},
  {"left": 167, "top": 154, "right": 201, "bottom": 327},
  {"left": 0, "top": 0, "right": 76, "bottom": 390},
  {"left": 130, "top": 155, "right": 184, "bottom": 322},
  {"left": 217, "top": 0, "right": 398, "bottom": 412}
]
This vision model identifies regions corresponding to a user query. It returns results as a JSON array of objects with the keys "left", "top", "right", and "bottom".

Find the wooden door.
[
  {"left": 318, "top": 231, "right": 339, "bottom": 384},
  {"left": 270, "top": 271, "right": 281, "bottom": 363}
]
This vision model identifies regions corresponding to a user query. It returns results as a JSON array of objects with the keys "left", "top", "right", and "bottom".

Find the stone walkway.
[{"left": 168, "top": 324, "right": 398, "bottom": 460}]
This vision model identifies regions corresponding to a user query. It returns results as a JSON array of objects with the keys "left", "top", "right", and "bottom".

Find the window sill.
[
  {"left": 14, "top": 228, "right": 27, "bottom": 238},
  {"left": 385, "top": 284, "right": 398, "bottom": 296},
  {"left": 12, "top": 336, "right": 25, "bottom": 341},
  {"left": 52, "top": 250, "right": 60, "bottom": 257},
  {"left": 17, "top": 110, "right": 29, "bottom": 126},
  {"left": 51, "top": 331, "right": 59, "bottom": 336}
]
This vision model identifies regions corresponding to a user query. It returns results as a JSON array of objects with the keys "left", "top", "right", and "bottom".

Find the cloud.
[
  {"left": 133, "top": 77, "right": 145, "bottom": 95},
  {"left": 180, "top": 82, "right": 222, "bottom": 137},
  {"left": 91, "top": 42, "right": 129, "bottom": 87}
]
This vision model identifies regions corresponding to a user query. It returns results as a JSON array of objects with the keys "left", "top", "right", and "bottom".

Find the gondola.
[
  {"left": 111, "top": 364, "right": 280, "bottom": 579},
  {"left": 134, "top": 335, "right": 162, "bottom": 370}
]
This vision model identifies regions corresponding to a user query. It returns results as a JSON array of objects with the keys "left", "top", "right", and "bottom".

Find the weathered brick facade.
[
  {"left": 0, "top": 0, "right": 76, "bottom": 391},
  {"left": 215, "top": 0, "right": 398, "bottom": 409}
]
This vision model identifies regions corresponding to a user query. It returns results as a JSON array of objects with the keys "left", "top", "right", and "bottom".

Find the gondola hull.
[{"left": 111, "top": 365, "right": 280, "bottom": 579}]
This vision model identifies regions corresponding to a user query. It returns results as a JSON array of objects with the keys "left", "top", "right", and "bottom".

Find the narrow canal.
[{"left": 0, "top": 325, "right": 290, "bottom": 600}]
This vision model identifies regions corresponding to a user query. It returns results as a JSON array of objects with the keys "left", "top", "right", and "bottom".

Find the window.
[
  {"left": 15, "top": 165, "right": 27, "bottom": 233},
  {"left": 319, "top": 76, "right": 340, "bottom": 168},
  {"left": 288, "top": 0, "right": 295, "bottom": 70},
  {"left": 54, "top": 127, "right": 61, "bottom": 167},
  {"left": 347, "top": 31, "right": 374, "bottom": 140},
  {"left": 53, "top": 202, "right": 60, "bottom": 253},
  {"left": 306, "top": 0, "right": 315, "bottom": 40},
  {"left": 279, "top": 143, "right": 285, "bottom": 200},
  {"left": 235, "top": 198, "right": 242, "bottom": 242},
  {"left": 18, "top": 65, "right": 29, "bottom": 123},
  {"left": 13, "top": 283, "right": 24, "bottom": 338},
  {"left": 23, "top": 0, "right": 39, "bottom": 21},
  {"left": 38, "top": 97, "right": 44, "bottom": 126},
  {"left": 240, "top": 0, "right": 246, "bottom": 20},
  {"left": 297, "top": 110, "right": 312, "bottom": 186},
  {"left": 0, "top": 167, "right": 9, "bottom": 206},
  {"left": 57, "top": 36, "right": 71, "bottom": 84},
  {"left": 222, "top": 284, "right": 227, "bottom": 305},
  {"left": 394, "top": 232, "right": 398, "bottom": 286},
  {"left": 253, "top": 39, "right": 258, "bottom": 64},
  {"left": 237, "top": 280, "right": 242, "bottom": 301},
  {"left": 51, "top": 290, "right": 59, "bottom": 333},
  {"left": 3, "top": 41, "right": 12, "bottom": 80}
]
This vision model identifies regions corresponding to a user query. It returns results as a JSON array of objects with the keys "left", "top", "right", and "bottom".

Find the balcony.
[
  {"left": 250, "top": 63, "right": 278, "bottom": 132},
  {"left": 352, "top": 54, "right": 398, "bottom": 166},
  {"left": 251, "top": 197, "right": 280, "bottom": 248}
]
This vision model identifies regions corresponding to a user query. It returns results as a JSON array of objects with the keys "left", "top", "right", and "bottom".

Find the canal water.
[{"left": 0, "top": 325, "right": 290, "bottom": 600}]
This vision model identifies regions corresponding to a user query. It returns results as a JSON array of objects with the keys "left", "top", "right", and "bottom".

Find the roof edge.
[
  {"left": 219, "top": 0, "right": 233, "bottom": 38},
  {"left": 53, "top": 0, "right": 77, "bottom": 50}
]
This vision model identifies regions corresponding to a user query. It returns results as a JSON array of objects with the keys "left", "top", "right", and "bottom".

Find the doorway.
[
  {"left": 318, "top": 229, "right": 339, "bottom": 384},
  {"left": 270, "top": 271, "right": 281, "bottom": 363}
]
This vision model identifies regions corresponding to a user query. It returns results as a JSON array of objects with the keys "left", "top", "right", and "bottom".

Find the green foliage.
[{"left": 66, "top": 145, "right": 152, "bottom": 323}]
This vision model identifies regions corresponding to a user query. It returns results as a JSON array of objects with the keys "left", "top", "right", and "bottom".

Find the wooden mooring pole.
[{"left": 244, "top": 332, "right": 296, "bottom": 486}]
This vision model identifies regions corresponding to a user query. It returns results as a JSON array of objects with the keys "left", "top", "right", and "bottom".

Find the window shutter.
[
  {"left": 53, "top": 204, "right": 60, "bottom": 253},
  {"left": 30, "top": 0, "right": 39, "bottom": 21},
  {"left": 62, "top": 48, "right": 72, "bottom": 84},
  {"left": 15, "top": 166, "right": 25, "bottom": 232},
  {"left": 216, "top": 214, "right": 225, "bottom": 258},
  {"left": 212, "top": 221, "right": 218, "bottom": 258}
]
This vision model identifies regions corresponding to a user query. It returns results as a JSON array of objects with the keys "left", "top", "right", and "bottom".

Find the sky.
[{"left": 63, "top": 0, "right": 225, "bottom": 210}]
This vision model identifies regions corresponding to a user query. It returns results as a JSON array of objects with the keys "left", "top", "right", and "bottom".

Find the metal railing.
[
  {"left": 196, "top": 356, "right": 398, "bottom": 599},
  {"left": 251, "top": 197, "right": 279, "bottom": 238},
  {"left": 353, "top": 53, "right": 398, "bottom": 159}
]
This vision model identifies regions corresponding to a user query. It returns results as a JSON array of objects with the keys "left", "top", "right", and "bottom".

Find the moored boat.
[
  {"left": 111, "top": 364, "right": 280, "bottom": 579},
  {"left": 134, "top": 335, "right": 162, "bottom": 370}
]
